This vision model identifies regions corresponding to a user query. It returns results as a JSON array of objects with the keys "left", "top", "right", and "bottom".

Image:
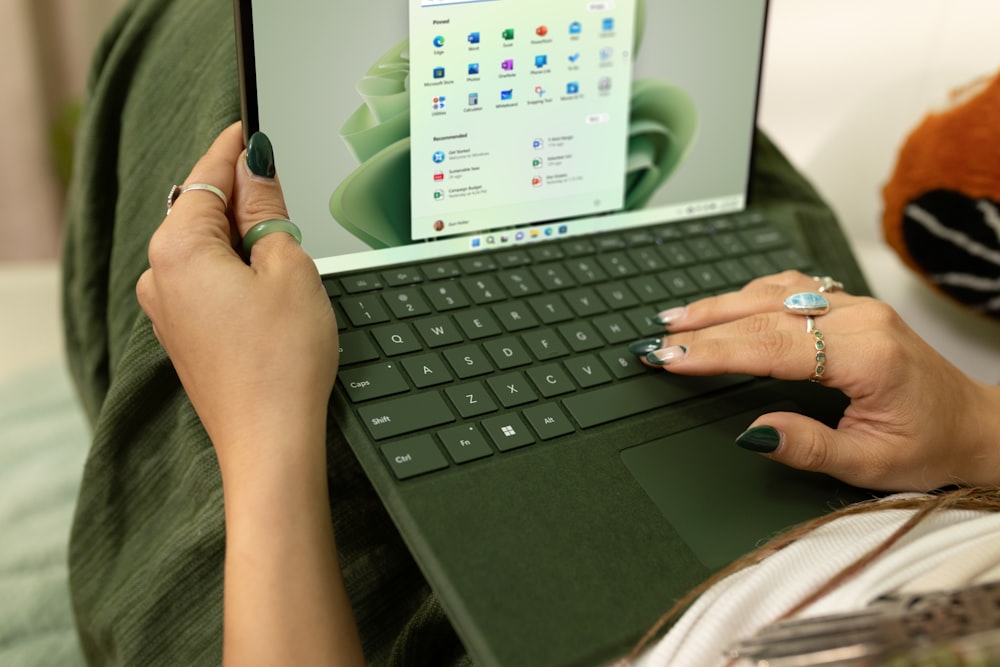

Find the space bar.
[{"left": 562, "top": 373, "right": 752, "bottom": 429}]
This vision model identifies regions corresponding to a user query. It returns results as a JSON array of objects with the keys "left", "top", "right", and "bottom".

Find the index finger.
[{"left": 158, "top": 122, "right": 245, "bottom": 246}]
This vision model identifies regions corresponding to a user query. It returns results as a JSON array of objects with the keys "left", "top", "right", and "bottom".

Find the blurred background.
[{"left": 1, "top": 0, "right": 123, "bottom": 262}]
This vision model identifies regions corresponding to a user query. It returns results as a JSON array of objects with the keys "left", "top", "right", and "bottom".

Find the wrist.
[{"left": 955, "top": 380, "right": 1000, "bottom": 487}]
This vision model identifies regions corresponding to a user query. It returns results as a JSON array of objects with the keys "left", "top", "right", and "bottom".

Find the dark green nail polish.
[
  {"left": 246, "top": 132, "right": 276, "bottom": 178},
  {"left": 735, "top": 426, "right": 781, "bottom": 453},
  {"left": 628, "top": 337, "right": 662, "bottom": 355}
]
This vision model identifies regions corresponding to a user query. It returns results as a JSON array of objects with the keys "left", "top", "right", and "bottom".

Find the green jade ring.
[{"left": 242, "top": 219, "right": 303, "bottom": 256}]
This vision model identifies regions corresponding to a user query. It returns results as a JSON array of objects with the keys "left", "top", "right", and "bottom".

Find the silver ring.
[
  {"left": 809, "top": 328, "right": 827, "bottom": 382},
  {"left": 167, "top": 183, "right": 227, "bottom": 215},
  {"left": 812, "top": 276, "right": 844, "bottom": 293}
]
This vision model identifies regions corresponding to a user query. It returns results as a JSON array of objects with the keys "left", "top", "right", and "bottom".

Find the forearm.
[{"left": 218, "top": 415, "right": 364, "bottom": 667}]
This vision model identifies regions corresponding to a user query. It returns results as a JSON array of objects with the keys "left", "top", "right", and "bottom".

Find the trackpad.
[{"left": 621, "top": 404, "right": 869, "bottom": 570}]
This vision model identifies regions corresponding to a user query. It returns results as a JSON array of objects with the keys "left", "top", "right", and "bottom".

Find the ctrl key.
[{"left": 380, "top": 435, "right": 449, "bottom": 480}]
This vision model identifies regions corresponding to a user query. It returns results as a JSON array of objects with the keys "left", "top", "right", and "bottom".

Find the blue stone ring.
[
  {"left": 784, "top": 292, "right": 831, "bottom": 382},
  {"left": 783, "top": 292, "right": 831, "bottom": 317}
]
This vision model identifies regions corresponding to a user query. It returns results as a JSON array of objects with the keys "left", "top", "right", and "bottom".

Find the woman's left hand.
[{"left": 136, "top": 123, "right": 339, "bottom": 465}]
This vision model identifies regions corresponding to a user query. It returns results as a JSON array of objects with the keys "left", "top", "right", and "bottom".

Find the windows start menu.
[{"left": 409, "top": 0, "right": 636, "bottom": 241}]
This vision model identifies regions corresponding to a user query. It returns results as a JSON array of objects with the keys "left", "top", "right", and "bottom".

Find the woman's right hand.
[{"left": 637, "top": 270, "right": 1000, "bottom": 491}]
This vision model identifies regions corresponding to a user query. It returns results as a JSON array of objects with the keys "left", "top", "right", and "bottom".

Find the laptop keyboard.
[{"left": 325, "top": 211, "right": 815, "bottom": 481}]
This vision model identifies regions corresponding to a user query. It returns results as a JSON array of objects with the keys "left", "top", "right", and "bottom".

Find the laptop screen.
[{"left": 244, "top": 0, "right": 769, "bottom": 276}]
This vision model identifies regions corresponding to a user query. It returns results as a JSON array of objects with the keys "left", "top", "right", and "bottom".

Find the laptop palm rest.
[{"left": 621, "top": 402, "right": 871, "bottom": 570}]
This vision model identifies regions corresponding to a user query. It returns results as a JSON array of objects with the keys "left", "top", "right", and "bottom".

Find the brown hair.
[{"left": 625, "top": 486, "right": 1000, "bottom": 662}]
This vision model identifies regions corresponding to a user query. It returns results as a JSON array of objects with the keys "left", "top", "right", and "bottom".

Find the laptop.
[{"left": 234, "top": 1, "right": 872, "bottom": 664}]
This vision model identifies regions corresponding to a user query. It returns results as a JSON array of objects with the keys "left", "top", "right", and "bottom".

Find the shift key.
[{"left": 357, "top": 392, "right": 455, "bottom": 440}]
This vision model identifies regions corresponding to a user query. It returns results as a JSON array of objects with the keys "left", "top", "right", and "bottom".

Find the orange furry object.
[{"left": 881, "top": 71, "right": 1000, "bottom": 318}]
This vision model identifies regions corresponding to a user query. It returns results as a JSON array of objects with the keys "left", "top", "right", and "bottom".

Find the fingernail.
[
  {"left": 655, "top": 306, "right": 687, "bottom": 328},
  {"left": 628, "top": 337, "right": 662, "bottom": 356},
  {"left": 645, "top": 345, "right": 687, "bottom": 366},
  {"left": 246, "top": 132, "right": 276, "bottom": 179},
  {"left": 735, "top": 426, "right": 781, "bottom": 453}
]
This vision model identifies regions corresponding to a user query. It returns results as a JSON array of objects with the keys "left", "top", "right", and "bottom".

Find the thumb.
[
  {"left": 735, "top": 411, "right": 851, "bottom": 479},
  {"left": 232, "top": 131, "right": 299, "bottom": 259}
]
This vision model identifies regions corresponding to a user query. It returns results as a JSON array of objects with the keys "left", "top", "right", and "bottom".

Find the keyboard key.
[
  {"left": 384, "top": 288, "right": 432, "bottom": 319},
  {"left": 322, "top": 278, "right": 341, "bottom": 297},
  {"left": 627, "top": 276, "right": 670, "bottom": 303},
  {"left": 491, "top": 303, "right": 540, "bottom": 332},
  {"left": 715, "top": 258, "right": 754, "bottom": 286},
  {"left": 768, "top": 248, "right": 812, "bottom": 272},
  {"left": 401, "top": 353, "right": 453, "bottom": 388},
  {"left": 592, "top": 314, "right": 638, "bottom": 344},
  {"left": 481, "top": 414, "right": 535, "bottom": 452},
  {"left": 594, "top": 235, "right": 627, "bottom": 251},
  {"left": 562, "top": 374, "right": 752, "bottom": 429},
  {"left": 370, "top": 323, "right": 423, "bottom": 357},
  {"left": 422, "top": 261, "right": 463, "bottom": 280},
  {"left": 482, "top": 337, "right": 533, "bottom": 369},
  {"left": 563, "top": 239, "right": 596, "bottom": 256},
  {"left": 526, "top": 364, "right": 576, "bottom": 398},
  {"left": 600, "top": 349, "right": 648, "bottom": 379},
  {"left": 413, "top": 315, "right": 464, "bottom": 348},
  {"left": 597, "top": 252, "right": 639, "bottom": 278},
  {"left": 742, "top": 254, "right": 778, "bottom": 278},
  {"left": 437, "top": 424, "right": 493, "bottom": 464},
  {"left": 558, "top": 322, "right": 603, "bottom": 353},
  {"left": 565, "top": 258, "right": 608, "bottom": 285},
  {"left": 359, "top": 392, "right": 455, "bottom": 440},
  {"left": 460, "top": 257, "right": 499, "bottom": 277},
  {"left": 625, "top": 307, "right": 669, "bottom": 337},
  {"left": 487, "top": 372, "right": 539, "bottom": 408},
  {"left": 529, "top": 245, "right": 565, "bottom": 262},
  {"left": 658, "top": 269, "right": 700, "bottom": 297},
  {"left": 494, "top": 250, "right": 530, "bottom": 268},
  {"left": 341, "top": 294, "right": 390, "bottom": 327},
  {"left": 498, "top": 270, "right": 543, "bottom": 296},
  {"left": 563, "top": 287, "right": 607, "bottom": 317},
  {"left": 454, "top": 309, "right": 502, "bottom": 339},
  {"left": 443, "top": 344, "right": 493, "bottom": 378},
  {"left": 338, "top": 330, "right": 380, "bottom": 366},
  {"left": 461, "top": 276, "right": 506, "bottom": 304},
  {"left": 715, "top": 232, "right": 749, "bottom": 256},
  {"left": 686, "top": 237, "right": 723, "bottom": 262},
  {"left": 421, "top": 282, "right": 470, "bottom": 311},
  {"left": 529, "top": 294, "right": 574, "bottom": 324},
  {"left": 658, "top": 242, "right": 696, "bottom": 267},
  {"left": 380, "top": 435, "right": 449, "bottom": 480},
  {"left": 339, "top": 362, "right": 409, "bottom": 402},
  {"left": 688, "top": 265, "right": 727, "bottom": 292},
  {"left": 523, "top": 403, "right": 576, "bottom": 440},
  {"left": 595, "top": 283, "right": 639, "bottom": 309},
  {"left": 563, "top": 355, "right": 613, "bottom": 388},
  {"left": 532, "top": 265, "right": 576, "bottom": 290},
  {"left": 627, "top": 247, "right": 668, "bottom": 272},
  {"left": 383, "top": 267, "right": 424, "bottom": 287},
  {"left": 522, "top": 328, "right": 570, "bottom": 360},
  {"left": 341, "top": 273, "right": 385, "bottom": 294},
  {"left": 445, "top": 382, "right": 499, "bottom": 418},
  {"left": 741, "top": 227, "right": 788, "bottom": 251}
]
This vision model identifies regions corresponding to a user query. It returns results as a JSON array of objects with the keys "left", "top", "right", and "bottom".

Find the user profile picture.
[{"left": 433, "top": 220, "right": 445, "bottom": 232}]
